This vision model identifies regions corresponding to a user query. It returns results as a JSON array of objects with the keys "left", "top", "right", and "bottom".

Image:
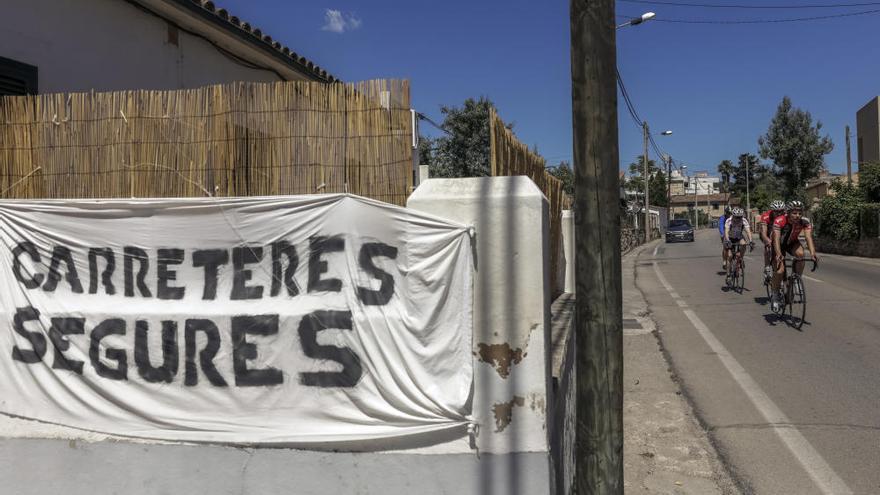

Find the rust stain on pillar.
[
  {"left": 476, "top": 343, "right": 524, "bottom": 378},
  {"left": 492, "top": 396, "right": 525, "bottom": 432}
]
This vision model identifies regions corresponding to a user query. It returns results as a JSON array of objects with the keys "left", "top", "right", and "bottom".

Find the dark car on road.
[{"left": 665, "top": 219, "right": 694, "bottom": 243}]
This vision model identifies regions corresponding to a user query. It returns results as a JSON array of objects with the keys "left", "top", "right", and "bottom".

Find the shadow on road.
[
  {"left": 762, "top": 314, "right": 783, "bottom": 326},
  {"left": 761, "top": 313, "right": 811, "bottom": 332}
]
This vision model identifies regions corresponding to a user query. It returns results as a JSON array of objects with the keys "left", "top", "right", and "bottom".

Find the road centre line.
[
  {"left": 649, "top": 255, "right": 852, "bottom": 495},
  {"left": 803, "top": 275, "right": 824, "bottom": 284}
]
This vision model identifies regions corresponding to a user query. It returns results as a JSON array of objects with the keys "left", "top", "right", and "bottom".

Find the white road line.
[
  {"left": 651, "top": 261, "right": 852, "bottom": 495},
  {"left": 803, "top": 275, "right": 824, "bottom": 284}
]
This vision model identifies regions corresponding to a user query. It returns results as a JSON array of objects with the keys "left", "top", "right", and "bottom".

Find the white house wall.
[{"left": 0, "top": 0, "right": 287, "bottom": 94}]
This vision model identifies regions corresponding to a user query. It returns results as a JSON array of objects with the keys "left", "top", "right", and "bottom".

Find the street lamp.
[
  {"left": 620, "top": 10, "right": 657, "bottom": 242},
  {"left": 617, "top": 12, "right": 656, "bottom": 29}
]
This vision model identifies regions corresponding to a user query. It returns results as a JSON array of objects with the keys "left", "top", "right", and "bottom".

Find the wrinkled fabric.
[{"left": 0, "top": 194, "right": 473, "bottom": 445}]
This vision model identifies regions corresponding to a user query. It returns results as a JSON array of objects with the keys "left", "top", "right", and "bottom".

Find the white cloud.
[{"left": 321, "top": 9, "right": 361, "bottom": 33}]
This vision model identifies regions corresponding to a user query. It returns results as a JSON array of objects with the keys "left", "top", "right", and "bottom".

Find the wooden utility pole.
[
  {"left": 643, "top": 121, "right": 650, "bottom": 242},
  {"left": 570, "top": 0, "right": 623, "bottom": 493},
  {"left": 846, "top": 125, "right": 853, "bottom": 185}
]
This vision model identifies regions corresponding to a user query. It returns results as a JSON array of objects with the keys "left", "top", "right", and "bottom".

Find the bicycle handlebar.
[{"left": 784, "top": 257, "right": 818, "bottom": 272}]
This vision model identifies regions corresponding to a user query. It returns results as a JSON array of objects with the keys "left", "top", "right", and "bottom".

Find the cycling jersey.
[
  {"left": 718, "top": 214, "right": 726, "bottom": 237},
  {"left": 724, "top": 217, "right": 750, "bottom": 241},
  {"left": 759, "top": 210, "right": 783, "bottom": 227},
  {"left": 773, "top": 215, "right": 812, "bottom": 247}
]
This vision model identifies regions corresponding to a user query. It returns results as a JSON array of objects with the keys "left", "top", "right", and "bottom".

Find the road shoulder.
[{"left": 623, "top": 240, "right": 740, "bottom": 495}]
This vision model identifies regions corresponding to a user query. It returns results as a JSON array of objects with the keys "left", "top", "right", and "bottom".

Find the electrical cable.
[
  {"left": 618, "top": 8, "right": 880, "bottom": 23},
  {"left": 619, "top": 0, "right": 880, "bottom": 9},
  {"left": 416, "top": 112, "right": 452, "bottom": 136}
]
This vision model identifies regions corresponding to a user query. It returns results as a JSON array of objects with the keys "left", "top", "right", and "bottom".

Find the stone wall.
[{"left": 815, "top": 237, "right": 880, "bottom": 258}]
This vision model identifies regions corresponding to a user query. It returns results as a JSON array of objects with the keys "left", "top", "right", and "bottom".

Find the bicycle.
[
  {"left": 725, "top": 241, "right": 752, "bottom": 293},
  {"left": 769, "top": 257, "right": 818, "bottom": 330},
  {"left": 763, "top": 246, "right": 773, "bottom": 302}
]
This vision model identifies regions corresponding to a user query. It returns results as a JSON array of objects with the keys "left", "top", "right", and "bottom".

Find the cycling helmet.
[
  {"left": 769, "top": 200, "right": 785, "bottom": 212},
  {"left": 731, "top": 207, "right": 744, "bottom": 217},
  {"left": 724, "top": 206, "right": 731, "bottom": 215},
  {"left": 787, "top": 200, "right": 804, "bottom": 211}
]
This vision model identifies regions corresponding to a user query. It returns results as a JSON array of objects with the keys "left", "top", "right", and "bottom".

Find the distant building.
[
  {"left": 669, "top": 169, "right": 686, "bottom": 196},
  {"left": 685, "top": 172, "right": 720, "bottom": 195},
  {"left": 669, "top": 193, "right": 737, "bottom": 224},
  {"left": 856, "top": 97, "right": 880, "bottom": 171},
  {"left": 805, "top": 170, "right": 859, "bottom": 208}
]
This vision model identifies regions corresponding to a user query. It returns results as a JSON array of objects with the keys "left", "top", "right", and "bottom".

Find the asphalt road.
[{"left": 636, "top": 230, "right": 880, "bottom": 495}]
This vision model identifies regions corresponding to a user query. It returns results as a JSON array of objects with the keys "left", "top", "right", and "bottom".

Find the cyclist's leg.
[
  {"left": 790, "top": 243, "right": 805, "bottom": 274},
  {"left": 771, "top": 242, "right": 785, "bottom": 291},
  {"left": 721, "top": 237, "right": 728, "bottom": 268}
]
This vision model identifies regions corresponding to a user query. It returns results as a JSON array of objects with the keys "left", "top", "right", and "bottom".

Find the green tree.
[
  {"left": 730, "top": 153, "right": 762, "bottom": 197},
  {"left": 417, "top": 135, "right": 434, "bottom": 167},
  {"left": 650, "top": 169, "right": 669, "bottom": 207},
  {"left": 716, "top": 159, "right": 734, "bottom": 193},
  {"left": 625, "top": 156, "right": 659, "bottom": 192},
  {"left": 749, "top": 164, "right": 784, "bottom": 211},
  {"left": 625, "top": 156, "right": 667, "bottom": 207},
  {"left": 547, "top": 161, "right": 574, "bottom": 196},
  {"left": 859, "top": 162, "right": 880, "bottom": 202},
  {"left": 814, "top": 180, "right": 863, "bottom": 240},
  {"left": 428, "top": 97, "right": 497, "bottom": 178},
  {"left": 758, "top": 96, "right": 834, "bottom": 200}
]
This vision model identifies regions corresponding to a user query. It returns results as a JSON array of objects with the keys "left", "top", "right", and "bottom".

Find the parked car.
[{"left": 665, "top": 219, "right": 694, "bottom": 243}]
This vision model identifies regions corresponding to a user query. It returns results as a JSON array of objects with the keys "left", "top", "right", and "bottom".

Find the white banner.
[{"left": 0, "top": 195, "right": 473, "bottom": 445}]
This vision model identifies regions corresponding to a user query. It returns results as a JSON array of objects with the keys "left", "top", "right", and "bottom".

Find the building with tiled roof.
[{"left": 1, "top": 0, "right": 336, "bottom": 96}]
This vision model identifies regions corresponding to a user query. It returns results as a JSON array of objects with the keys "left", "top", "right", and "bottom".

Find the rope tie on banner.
[
  {"left": 467, "top": 421, "right": 480, "bottom": 457},
  {"left": 466, "top": 225, "right": 476, "bottom": 239}
]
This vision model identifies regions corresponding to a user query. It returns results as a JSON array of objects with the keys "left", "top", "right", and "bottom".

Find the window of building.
[
  {"left": 0, "top": 56, "right": 38, "bottom": 96},
  {"left": 712, "top": 203, "right": 719, "bottom": 210}
]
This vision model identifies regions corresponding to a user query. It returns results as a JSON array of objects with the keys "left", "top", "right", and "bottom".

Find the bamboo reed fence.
[
  {"left": 0, "top": 80, "right": 413, "bottom": 205},
  {"left": 489, "top": 108, "right": 572, "bottom": 296}
]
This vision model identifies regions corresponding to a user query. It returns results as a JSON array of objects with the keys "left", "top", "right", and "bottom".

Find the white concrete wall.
[
  {"left": 0, "top": 439, "right": 551, "bottom": 495},
  {"left": 0, "top": 0, "right": 286, "bottom": 94},
  {"left": 0, "top": 178, "right": 555, "bottom": 494},
  {"left": 408, "top": 177, "right": 552, "bottom": 462}
]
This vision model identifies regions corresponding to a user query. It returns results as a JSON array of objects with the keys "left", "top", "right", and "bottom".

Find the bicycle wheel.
[
  {"left": 788, "top": 275, "right": 807, "bottom": 329},
  {"left": 736, "top": 258, "right": 745, "bottom": 293}
]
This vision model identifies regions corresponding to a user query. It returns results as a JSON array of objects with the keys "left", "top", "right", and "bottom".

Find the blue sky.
[{"left": 217, "top": 0, "right": 880, "bottom": 176}]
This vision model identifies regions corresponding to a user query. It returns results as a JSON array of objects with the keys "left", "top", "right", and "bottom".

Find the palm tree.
[{"left": 717, "top": 160, "right": 734, "bottom": 193}]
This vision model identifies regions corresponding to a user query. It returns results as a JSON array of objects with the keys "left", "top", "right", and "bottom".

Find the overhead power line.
[
  {"left": 618, "top": 8, "right": 880, "bottom": 22},
  {"left": 619, "top": 0, "right": 880, "bottom": 9},
  {"left": 416, "top": 112, "right": 452, "bottom": 136},
  {"left": 616, "top": 70, "right": 684, "bottom": 168}
]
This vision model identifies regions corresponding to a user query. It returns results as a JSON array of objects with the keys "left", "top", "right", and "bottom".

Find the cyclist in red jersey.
[
  {"left": 759, "top": 200, "right": 786, "bottom": 278},
  {"left": 770, "top": 200, "right": 819, "bottom": 312}
]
